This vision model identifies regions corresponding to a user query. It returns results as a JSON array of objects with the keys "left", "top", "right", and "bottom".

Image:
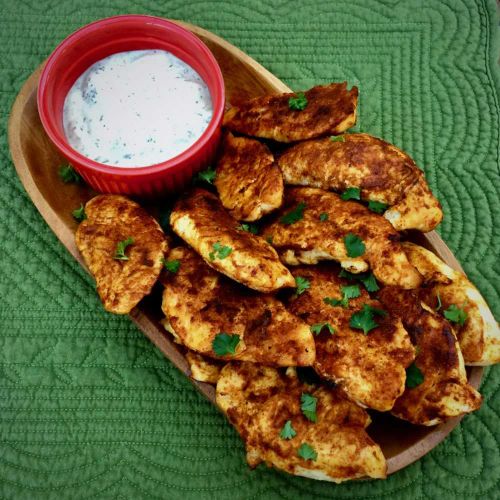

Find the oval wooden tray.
[{"left": 8, "top": 20, "right": 482, "bottom": 479}]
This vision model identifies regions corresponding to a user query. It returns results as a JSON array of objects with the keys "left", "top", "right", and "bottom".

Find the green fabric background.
[{"left": 0, "top": 0, "right": 499, "bottom": 498}]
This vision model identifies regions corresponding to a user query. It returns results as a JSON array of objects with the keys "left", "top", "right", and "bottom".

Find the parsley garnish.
[
  {"left": 359, "top": 272, "right": 379, "bottom": 292},
  {"left": 280, "top": 420, "right": 297, "bottom": 440},
  {"left": 435, "top": 292, "right": 442, "bottom": 311},
  {"left": 288, "top": 92, "right": 308, "bottom": 110},
  {"left": 368, "top": 200, "right": 388, "bottom": 214},
  {"left": 324, "top": 284, "right": 360, "bottom": 308},
  {"left": 324, "top": 297, "right": 345, "bottom": 308},
  {"left": 406, "top": 363, "right": 424, "bottom": 389},
  {"left": 444, "top": 304, "right": 468, "bottom": 326},
  {"left": 295, "top": 276, "right": 310, "bottom": 296},
  {"left": 342, "top": 284, "right": 361, "bottom": 300},
  {"left": 238, "top": 223, "right": 259, "bottom": 235},
  {"left": 113, "top": 237, "right": 134, "bottom": 261},
  {"left": 297, "top": 443, "right": 317, "bottom": 461},
  {"left": 300, "top": 393, "right": 317, "bottom": 422},
  {"left": 344, "top": 233, "right": 365, "bottom": 257},
  {"left": 341, "top": 187, "right": 361, "bottom": 201},
  {"left": 209, "top": 242, "right": 232, "bottom": 261},
  {"left": 212, "top": 333, "right": 240, "bottom": 356},
  {"left": 266, "top": 235, "right": 274, "bottom": 244},
  {"left": 162, "top": 258, "right": 181, "bottom": 273},
  {"left": 330, "top": 135, "right": 345, "bottom": 142},
  {"left": 310, "top": 322, "right": 335, "bottom": 336},
  {"left": 59, "top": 164, "right": 82, "bottom": 184},
  {"left": 72, "top": 203, "right": 86, "bottom": 222},
  {"left": 280, "top": 202, "right": 306, "bottom": 225},
  {"left": 195, "top": 166, "right": 216, "bottom": 184},
  {"left": 319, "top": 212, "right": 329, "bottom": 222},
  {"left": 339, "top": 269, "right": 379, "bottom": 292},
  {"left": 349, "top": 304, "right": 387, "bottom": 334}
]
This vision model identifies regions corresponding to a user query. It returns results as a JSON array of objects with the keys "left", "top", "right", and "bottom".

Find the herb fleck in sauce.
[{"left": 63, "top": 50, "right": 213, "bottom": 167}]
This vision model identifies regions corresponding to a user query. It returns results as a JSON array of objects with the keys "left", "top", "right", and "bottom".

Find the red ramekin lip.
[{"left": 37, "top": 15, "right": 225, "bottom": 194}]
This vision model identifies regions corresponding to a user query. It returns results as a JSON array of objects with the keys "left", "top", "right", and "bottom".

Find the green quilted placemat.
[{"left": 0, "top": 0, "right": 499, "bottom": 498}]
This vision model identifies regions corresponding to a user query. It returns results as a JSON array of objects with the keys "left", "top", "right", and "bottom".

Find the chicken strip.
[
  {"left": 261, "top": 187, "right": 422, "bottom": 289},
  {"left": 277, "top": 133, "right": 442, "bottom": 232},
  {"left": 161, "top": 247, "right": 315, "bottom": 366},
  {"left": 75, "top": 195, "right": 167, "bottom": 314},
  {"left": 214, "top": 132, "right": 284, "bottom": 221},
  {"left": 403, "top": 242, "right": 500, "bottom": 365},
  {"left": 170, "top": 189, "right": 295, "bottom": 292},
  {"left": 216, "top": 362, "right": 387, "bottom": 482},
  {"left": 286, "top": 265, "right": 415, "bottom": 411},
  {"left": 223, "top": 82, "right": 358, "bottom": 143},
  {"left": 185, "top": 351, "right": 222, "bottom": 384},
  {"left": 384, "top": 172, "right": 443, "bottom": 232},
  {"left": 378, "top": 287, "right": 482, "bottom": 426}
]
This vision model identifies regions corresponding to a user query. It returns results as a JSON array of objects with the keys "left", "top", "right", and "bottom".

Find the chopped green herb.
[
  {"left": 330, "top": 135, "right": 345, "bottom": 142},
  {"left": 162, "top": 258, "right": 181, "bottom": 273},
  {"left": 280, "top": 420, "right": 297, "bottom": 440},
  {"left": 324, "top": 284, "right": 360, "bottom": 308},
  {"left": 295, "top": 276, "right": 311, "bottom": 296},
  {"left": 319, "top": 212, "right": 329, "bottom": 222},
  {"left": 341, "top": 187, "right": 361, "bottom": 201},
  {"left": 324, "top": 297, "right": 346, "bottom": 308},
  {"left": 435, "top": 292, "right": 442, "bottom": 311},
  {"left": 368, "top": 200, "right": 388, "bottom": 214},
  {"left": 310, "top": 322, "right": 335, "bottom": 336},
  {"left": 344, "top": 233, "right": 365, "bottom": 258},
  {"left": 288, "top": 92, "right": 308, "bottom": 110},
  {"left": 59, "top": 164, "right": 82, "bottom": 184},
  {"left": 297, "top": 443, "right": 317, "bottom": 461},
  {"left": 349, "top": 304, "right": 387, "bottom": 334},
  {"left": 406, "top": 363, "right": 424, "bottom": 389},
  {"left": 280, "top": 202, "right": 307, "bottom": 225},
  {"left": 238, "top": 223, "right": 259, "bottom": 235},
  {"left": 209, "top": 242, "right": 232, "bottom": 261},
  {"left": 359, "top": 272, "right": 379, "bottom": 292},
  {"left": 339, "top": 269, "right": 379, "bottom": 292},
  {"left": 195, "top": 166, "right": 216, "bottom": 184},
  {"left": 444, "top": 304, "right": 468, "bottom": 326},
  {"left": 72, "top": 203, "right": 86, "bottom": 222},
  {"left": 212, "top": 333, "right": 240, "bottom": 356},
  {"left": 342, "top": 284, "right": 361, "bottom": 300},
  {"left": 113, "top": 237, "right": 134, "bottom": 261},
  {"left": 266, "top": 235, "right": 274, "bottom": 244},
  {"left": 300, "top": 393, "right": 317, "bottom": 422}
]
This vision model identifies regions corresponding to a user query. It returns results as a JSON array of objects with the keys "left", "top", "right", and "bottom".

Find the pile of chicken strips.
[{"left": 75, "top": 83, "right": 500, "bottom": 483}]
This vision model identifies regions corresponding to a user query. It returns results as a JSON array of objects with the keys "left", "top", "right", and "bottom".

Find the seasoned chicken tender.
[
  {"left": 403, "top": 243, "right": 500, "bottom": 365},
  {"left": 378, "top": 287, "right": 482, "bottom": 426},
  {"left": 75, "top": 195, "right": 167, "bottom": 314},
  {"left": 215, "top": 133, "right": 284, "bottom": 221},
  {"left": 170, "top": 189, "right": 295, "bottom": 292},
  {"left": 261, "top": 187, "right": 422, "bottom": 289},
  {"left": 185, "top": 351, "right": 222, "bottom": 384},
  {"left": 277, "top": 133, "right": 442, "bottom": 232},
  {"left": 384, "top": 172, "right": 443, "bottom": 232},
  {"left": 287, "top": 265, "right": 415, "bottom": 411},
  {"left": 161, "top": 247, "right": 315, "bottom": 366},
  {"left": 223, "top": 82, "right": 358, "bottom": 143},
  {"left": 216, "top": 362, "right": 387, "bottom": 482}
]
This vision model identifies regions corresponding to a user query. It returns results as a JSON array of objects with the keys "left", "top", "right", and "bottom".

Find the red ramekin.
[{"left": 37, "top": 15, "right": 225, "bottom": 197}]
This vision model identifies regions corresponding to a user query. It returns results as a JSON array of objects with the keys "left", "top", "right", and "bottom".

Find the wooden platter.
[{"left": 8, "top": 20, "right": 482, "bottom": 478}]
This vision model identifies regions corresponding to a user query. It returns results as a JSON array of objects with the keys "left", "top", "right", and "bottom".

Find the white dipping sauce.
[{"left": 63, "top": 49, "right": 213, "bottom": 167}]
